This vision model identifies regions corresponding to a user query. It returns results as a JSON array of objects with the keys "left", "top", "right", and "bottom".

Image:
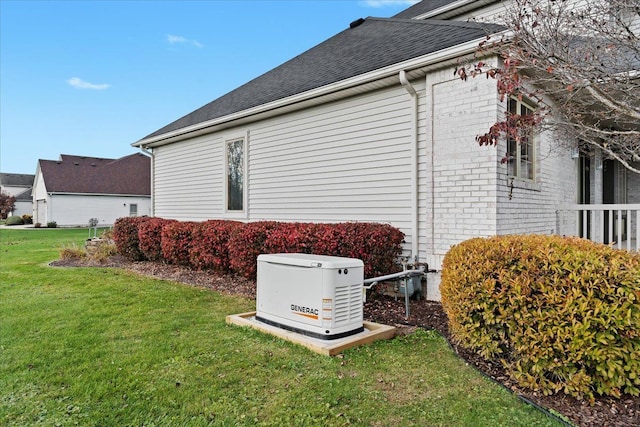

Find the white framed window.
[
  {"left": 129, "top": 203, "right": 138, "bottom": 217},
  {"left": 506, "top": 97, "right": 536, "bottom": 181},
  {"left": 225, "top": 137, "right": 245, "bottom": 213}
]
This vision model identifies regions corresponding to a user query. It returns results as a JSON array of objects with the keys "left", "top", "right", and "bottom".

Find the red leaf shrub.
[
  {"left": 161, "top": 221, "right": 199, "bottom": 266},
  {"left": 189, "top": 220, "right": 243, "bottom": 271},
  {"left": 263, "top": 222, "right": 319, "bottom": 254},
  {"left": 134, "top": 217, "right": 404, "bottom": 280},
  {"left": 228, "top": 221, "right": 279, "bottom": 279},
  {"left": 228, "top": 220, "right": 404, "bottom": 280},
  {"left": 313, "top": 222, "right": 404, "bottom": 277},
  {"left": 113, "top": 216, "right": 151, "bottom": 261},
  {"left": 312, "top": 222, "right": 350, "bottom": 258},
  {"left": 138, "top": 218, "right": 176, "bottom": 261}
]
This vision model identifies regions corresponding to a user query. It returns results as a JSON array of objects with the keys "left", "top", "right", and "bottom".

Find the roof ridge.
[{"left": 105, "top": 152, "right": 147, "bottom": 165}]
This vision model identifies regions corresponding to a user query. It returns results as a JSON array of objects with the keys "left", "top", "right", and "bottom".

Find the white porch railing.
[{"left": 556, "top": 204, "right": 640, "bottom": 251}]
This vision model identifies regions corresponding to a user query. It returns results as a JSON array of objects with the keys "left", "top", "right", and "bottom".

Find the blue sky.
[{"left": 1, "top": 0, "right": 418, "bottom": 174}]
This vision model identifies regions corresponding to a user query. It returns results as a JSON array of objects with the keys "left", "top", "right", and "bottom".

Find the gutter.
[
  {"left": 133, "top": 34, "right": 507, "bottom": 149},
  {"left": 399, "top": 70, "right": 419, "bottom": 263}
]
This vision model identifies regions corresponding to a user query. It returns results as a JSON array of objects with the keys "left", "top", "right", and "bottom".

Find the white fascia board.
[{"left": 134, "top": 34, "right": 506, "bottom": 148}]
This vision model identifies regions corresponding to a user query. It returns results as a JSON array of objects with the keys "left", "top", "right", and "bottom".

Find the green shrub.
[
  {"left": 5, "top": 216, "right": 24, "bottom": 226},
  {"left": 440, "top": 234, "right": 640, "bottom": 401},
  {"left": 47, "top": 221, "right": 57, "bottom": 228}
]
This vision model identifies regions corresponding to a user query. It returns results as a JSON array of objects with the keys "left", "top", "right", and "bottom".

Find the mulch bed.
[{"left": 51, "top": 256, "right": 639, "bottom": 427}]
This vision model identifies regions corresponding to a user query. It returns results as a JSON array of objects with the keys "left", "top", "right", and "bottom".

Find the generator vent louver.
[{"left": 334, "top": 284, "right": 363, "bottom": 323}]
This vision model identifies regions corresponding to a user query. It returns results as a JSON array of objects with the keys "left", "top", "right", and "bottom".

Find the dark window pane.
[
  {"left": 227, "top": 139, "right": 244, "bottom": 211},
  {"left": 507, "top": 138, "right": 517, "bottom": 177}
]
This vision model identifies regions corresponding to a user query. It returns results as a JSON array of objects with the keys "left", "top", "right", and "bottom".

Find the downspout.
[
  {"left": 139, "top": 145, "right": 155, "bottom": 217},
  {"left": 399, "top": 70, "right": 419, "bottom": 263}
]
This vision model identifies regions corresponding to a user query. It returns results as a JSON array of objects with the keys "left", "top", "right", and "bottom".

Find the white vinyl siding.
[
  {"left": 153, "top": 134, "right": 224, "bottom": 220},
  {"left": 45, "top": 195, "right": 150, "bottom": 227},
  {"left": 248, "top": 86, "right": 414, "bottom": 235},
  {"left": 11, "top": 201, "right": 32, "bottom": 218},
  {"left": 32, "top": 168, "right": 49, "bottom": 224},
  {"left": 152, "top": 84, "right": 417, "bottom": 250}
]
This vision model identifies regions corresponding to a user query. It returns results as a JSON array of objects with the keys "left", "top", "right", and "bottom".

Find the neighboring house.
[
  {"left": 13, "top": 187, "right": 34, "bottom": 218},
  {"left": 32, "top": 153, "right": 151, "bottom": 227},
  {"left": 0, "top": 173, "right": 35, "bottom": 218},
  {"left": 133, "top": 0, "right": 639, "bottom": 299}
]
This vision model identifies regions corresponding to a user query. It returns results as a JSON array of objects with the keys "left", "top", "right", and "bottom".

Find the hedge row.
[
  {"left": 113, "top": 217, "right": 150, "bottom": 261},
  {"left": 190, "top": 220, "right": 243, "bottom": 272},
  {"left": 138, "top": 218, "right": 176, "bottom": 261},
  {"left": 113, "top": 217, "right": 405, "bottom": 279},
  {"left": 440, "top": 234, "right": 640, "bottom": 401}
]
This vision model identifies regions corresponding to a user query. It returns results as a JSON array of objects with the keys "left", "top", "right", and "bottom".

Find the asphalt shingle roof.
[
  {"left": 39, "top": 153, "right": 150, "bottom": 195},
  {"left": 143, "top": 16, "right": 505, "bottom": 140},
  {"left": 0, "top": 173, "right": 35, "bottom": 187},
  {"left": 14, "top": 188, "right": 32, "bottom": 201}
]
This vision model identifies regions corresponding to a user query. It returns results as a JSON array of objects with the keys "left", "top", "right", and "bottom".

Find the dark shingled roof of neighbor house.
[
  {"left": 0, "top": 173, "right": 35, "bottom": 187},
  {"left": 14, "top": 187, "right": 33, "bottom": 201},
  {"left": 142, "top": 16, "right": 505, "bottom": 140},
  {"left": 38, "top": 153, "right": 150, "bottom": 196}
]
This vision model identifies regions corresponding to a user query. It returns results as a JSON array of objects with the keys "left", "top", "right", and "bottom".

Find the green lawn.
[{"left": 0, "top": 228, "right": 564, "bottom": 426}]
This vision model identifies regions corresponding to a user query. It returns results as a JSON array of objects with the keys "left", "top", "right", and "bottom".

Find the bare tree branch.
[{"left": 458, "top": 0, "right": 640, "bottom": 174}]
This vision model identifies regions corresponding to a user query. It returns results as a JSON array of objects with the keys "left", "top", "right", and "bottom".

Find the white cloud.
[
  {"left": 66, "top": 77, "right": 110, "bottom": 90},
  {"left": 360, "top": 0, "right": 420, "bottom": 7},
  {"left": 167, "top": 34, "right": 186, "bottom": 44},
  {"left": 167, "top": 34, "right": 203, "bottom": 48}
]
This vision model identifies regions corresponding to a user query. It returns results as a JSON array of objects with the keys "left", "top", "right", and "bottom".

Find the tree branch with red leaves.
[{"left": 457, "top": 0, "right": 640, "bottom": 174}]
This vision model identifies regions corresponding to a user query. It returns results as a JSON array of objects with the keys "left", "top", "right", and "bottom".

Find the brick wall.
[
  {"left": 495, "top": 126, "right": 577, "bottom": 236},
  {"left": 423, "top": 61, "right": 578, "bottom": 284},
  {"left": 425, "top": 65, "right": 500, "bottom": 270}
]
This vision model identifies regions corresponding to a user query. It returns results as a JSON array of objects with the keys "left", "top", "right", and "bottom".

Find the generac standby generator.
[{"left": 256, "top": 253, "right": 365, "bottom": 340}]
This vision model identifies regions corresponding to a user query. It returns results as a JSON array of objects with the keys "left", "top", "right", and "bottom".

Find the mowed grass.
[{"left": 0, "top": 228, "right": 563, "bottom": 426}]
